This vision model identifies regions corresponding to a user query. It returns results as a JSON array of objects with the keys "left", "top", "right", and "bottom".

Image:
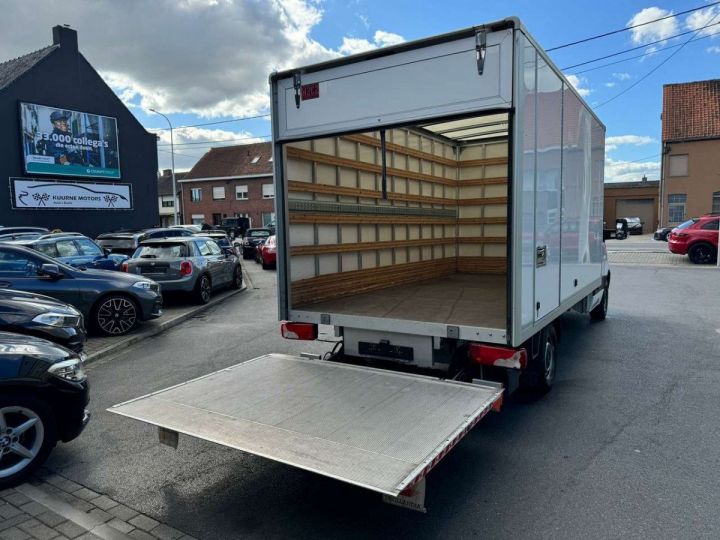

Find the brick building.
[
  {"left": 179, "top": 142, "right": 275, "bottom": 228},
  {"left": 604, "top": 178, "right": 659, "bottom": 231},
  {"left": 660, "top": 79, "right": 720, "bottom": 226}
]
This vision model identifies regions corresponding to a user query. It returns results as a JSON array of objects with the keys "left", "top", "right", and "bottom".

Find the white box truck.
[{"left": 110, "top": 17, "right": 609, "bottom": 511}]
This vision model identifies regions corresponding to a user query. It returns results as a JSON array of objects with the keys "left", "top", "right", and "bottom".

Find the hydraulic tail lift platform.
[{"left": 109, "top": 354, "right": 503, "bottom": 511}]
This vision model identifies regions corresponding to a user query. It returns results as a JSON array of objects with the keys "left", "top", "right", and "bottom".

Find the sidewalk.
[{"left": 0, "top": 471, "right": 194, "bottom": 540}]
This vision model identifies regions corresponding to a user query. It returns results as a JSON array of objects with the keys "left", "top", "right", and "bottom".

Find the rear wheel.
[
  {"left": 519, "top": 326, "right": 558, "bottom": 394},
  {"left": 0, "top": 394, "right": 57, "bottom": 489},
  {"left": 194, "top": 274, "right": 212, "bottom": 304},
  {"left": 688, "top": 243, "right": 716, "bottom": 264},
  {"left": 590, "top": 287, "right": 609, "bottom": 321},
  {"left": 92, "top": 295, "right": 138, "bottom": 336}
]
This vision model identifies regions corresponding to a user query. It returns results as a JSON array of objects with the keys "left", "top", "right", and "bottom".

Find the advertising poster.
[
  {"left": 10, "top": 178, "right": 132, "bottom": 210},
  {"left": 20, "top": 102, "right": 121, "bottom": 179}
]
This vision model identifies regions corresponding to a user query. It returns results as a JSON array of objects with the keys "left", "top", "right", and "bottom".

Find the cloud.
[
  {"left": 613, "top": 72, "right": 631, "bottom": 80},
  {"left": 605, "top": 82, "right": 616, "bottom": 88},
  {"left": 605, "top": 134, "right": 656, "bottom": 152},
  {"left": 338, "top": 30, "right": 405, "bottom": 55},
  {"left": 566, "top": 74, "right": 591, "bottom": 97},
  {"left": 627, "top": 7, "right": 679, "bottom": 45},
  {"left": 708, "top": 45, "right": 720, "bottom": 53},
  {"left": 605, "top": 157, "right": 660, "bottom": 183},
  {"left": 686, "top": 5, "right": 720, "bottom": 37},
  {"left": 0, "top": 1, "right": 402, "bottom": 121}
]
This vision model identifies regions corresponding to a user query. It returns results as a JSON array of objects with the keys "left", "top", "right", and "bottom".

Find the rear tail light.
[
  {"left": 468, "top": 343, "right": 528, "bottom": 369},
  {"left": 121, "top": 262, "right": 128, "bottom": 272},
  {"left": 180, "top": 261, "right": 193, "bottom": 276},
  {"left": 281, "top": 321, "right": 318, "bottom": 340}
]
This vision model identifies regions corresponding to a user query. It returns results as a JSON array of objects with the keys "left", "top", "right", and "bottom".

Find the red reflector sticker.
[{"left": 301, "top": 83, "right": 320, "bottom": 101}]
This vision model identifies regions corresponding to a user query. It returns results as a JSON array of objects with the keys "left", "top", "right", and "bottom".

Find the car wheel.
[
  {"left": 590, "top": 286, "right": 609, "bottom": 321},
  {"left": 230, "top": 267, "right": 243, "bottom": 289},
  {"left": 194, "top": 274, "right": 212, "bottom": 304},
  {"left": 92, "top": 295, "right": 139, "bottom": 336},
  {"left": 519, "top": 326, "right": 558, "bottom": 394},
  {"left": 0, "top": 394, "right": 57, "bottom": 489},
  {"left": 688, "top": 243, "right": 716, "bottom": 264}
]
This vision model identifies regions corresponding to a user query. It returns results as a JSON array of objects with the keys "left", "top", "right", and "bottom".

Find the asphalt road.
[{"left": 44, "top": 262, "right": 720, "bottom": 539}]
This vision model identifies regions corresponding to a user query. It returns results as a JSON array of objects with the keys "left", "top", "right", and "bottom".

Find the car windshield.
[
  {"left": 247, "top": 230, "right": 270, "bottom": 238},
  {"left": 134, "top": 243, "right": 188, "bottom": 258},
  {"left": 676, "top": 219, "right": 698, "bottom": 230}
]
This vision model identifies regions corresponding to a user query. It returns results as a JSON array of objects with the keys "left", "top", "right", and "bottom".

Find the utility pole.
[{"left": 150, "top": 109, "right": 178, "bottom": 225}]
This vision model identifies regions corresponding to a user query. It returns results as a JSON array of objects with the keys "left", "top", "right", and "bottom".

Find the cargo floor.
[{"left": 296, "top": 273, "right": 507, "bottom": 329}]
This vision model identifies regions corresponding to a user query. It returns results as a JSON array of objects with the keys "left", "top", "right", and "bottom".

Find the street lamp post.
[{"left": 149, "top": 108, "right": 178, "bottom": 226}]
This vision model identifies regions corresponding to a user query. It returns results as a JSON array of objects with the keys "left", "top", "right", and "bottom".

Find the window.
[
  {"left": 712, "top": 191, "right": 720, "bottom": 214},
  {"left": 251, "top": 155, "right": 261, "bottom": 164},
  {"left": 668, "top": 194, "right": 687, "bottom": 223},
  {"left": 191, "top": 214, "right": 205, "bottom": 225},
  {"left": 262, "top": 212, "right": 275, "bottom": 226},
  {"left": 161, "top": 199, "right": 174, "bottom": 208},
  {"left": 668, "top": 155, "right": 688, "bottom": 177},
  {"left": 135, "top": 243, "right": 188, "bottom": 258},
  {"left": 190, "top": 188, "right": 202, "bottom": 202},
  {"left": 212, "top": 213, "right": 222, "bottom": 226},
  {"left": 212, "top": 186, "right": 226, "bottom": 200},
  {"left": 76, "top": 238, "right": 102, "bottom": 257},
  {"left": 35, "top": 243, "right": 58, "bottom": 258},
  {"left": 262, "top": 184, "right": 274, "bottom": 199},
  {"left": 0, "top": 248, "right": 40, "bottom": 277},
  {"left": 236, "top": 185, "right": 248, "bottom": 200},
  {"left": 196, "top": 240, "right": 213, "bottom": 256},
  {"left": 55, "top": 240, "right": 80, "bottom": 257},
  {"left": 701, "top": 219, "right": 719, "bottom": 231},
  {"left": 206, "top": 240, "right": 222, "bottom": 255}
]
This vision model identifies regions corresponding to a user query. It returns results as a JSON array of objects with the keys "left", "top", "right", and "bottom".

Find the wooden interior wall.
[{"left": 286, "top": 127, "right": 508, "bottom": 307}]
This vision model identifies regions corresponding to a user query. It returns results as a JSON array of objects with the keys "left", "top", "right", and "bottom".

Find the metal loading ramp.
[{"left": 109, "top": 354, "right": 503, "bottom": 497}]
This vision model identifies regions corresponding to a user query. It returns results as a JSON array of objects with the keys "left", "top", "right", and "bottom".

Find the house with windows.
[
  {"left": 157, "top": 169, "right": 187, "bottom": 227},
  {"left": 660, "top": 79, "right": 720, "bottom": 226},
  {"left": 178, "top": 142, "right": 274, "bottom": 228}
]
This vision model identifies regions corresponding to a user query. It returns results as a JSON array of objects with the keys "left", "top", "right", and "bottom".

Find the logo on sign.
[{"left": 301, "top": 83, "right": 320, "bottom": 101}]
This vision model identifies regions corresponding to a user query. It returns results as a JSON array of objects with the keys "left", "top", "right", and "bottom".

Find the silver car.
[{"left": 125, "top": 237, "right": 242, "bottom": 304}]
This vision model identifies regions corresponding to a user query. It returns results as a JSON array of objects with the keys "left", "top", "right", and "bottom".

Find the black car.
[
  {"left": 0, "top": 289, "right": 86, "bottom": 353},
  {"left": 218, "top": 217, "right": 250, "bottom": 239},
  {"left": 96, "top": 227, "right": 194, "bottom": 256},
  {"left": 239, "top": 228, "right": 272, "bottom": 259},
  {"left": 0, "top": 244, "right": 162, "bottom": 336},
  {"left": 0, "top": 331, "right": 89, "bottom": 488},
  {"left": 622, "top": 217, "right": 643, "bottom": 235},
  {"left": 654, "top": 226, "right": 673, "bottom": 241},
  {"left": 193, "top": 230, "right": 238, "bottom": 255}
]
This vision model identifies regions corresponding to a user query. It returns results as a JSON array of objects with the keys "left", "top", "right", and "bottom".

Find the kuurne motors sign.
[{"left": 10, "top": 178, "right": 132, "bottom": 210}]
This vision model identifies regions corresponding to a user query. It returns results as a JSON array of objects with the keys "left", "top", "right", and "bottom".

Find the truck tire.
[
  {"left": 590, "top": 287, "right": 608, "bottom": 321},
  {"left": 0, "top": 393, "right": 57, "bottom": 489},
  {"left": 519, "top": 326, "right": 558, "bottom": 394}
]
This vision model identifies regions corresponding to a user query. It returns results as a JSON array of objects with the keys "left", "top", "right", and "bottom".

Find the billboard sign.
[
  {"left": 20, "top": 102, "right": 121, "bottom": 179},
  {"left": 10, "top": 178, "right": 132, "bottom": 210}
]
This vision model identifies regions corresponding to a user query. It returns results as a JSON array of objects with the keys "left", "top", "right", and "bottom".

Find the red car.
[
  {"left": 255, "top": 235, "right": 277, "bottom": 269},
  {"left": 668, "top": 214, "right": 719, "bottom": 264}
]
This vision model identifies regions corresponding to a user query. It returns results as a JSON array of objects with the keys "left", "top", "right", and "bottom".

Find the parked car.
[
  {"left": 170, "top": 224, "right": 202, "bottom": 233},
  {"left": 218, "top": 217, "right": 251, "bottom": 239},
  {"left": 0, "top": 244, "right": 162, "bottom": 336},
  {"left": 0, "top": 232, "right": 44, "bottom": 242},
  {"left": 0, "top": 227, "right": 49, "bottom": 236},
  {"left": 621, "top": 217, "right": 643, "bottom": 235},
  {"left": 96, "top": 227, "right": 194, "bottom": 255},
  {"left": 0, "top": 289, "right": 86, "bottom": 353},
  {"left": 668, "top": 214, "right": 719, "bottom": 264},
  {"left": 239, "top": 228, "right": 272, "bottom": 259},
  {"left": 255, "top": 235, "right": 277, "bottom": 269},
  {"left": 10, "top": 233, "right": 129, "bottom": 271},
  {"left": 0, "top": 331, "right": 89, "bottom": 488},
  {"left": 193, "top": 230, "right": 238, "bottom": 256},
  {"left": 124, "top": 237, "right": 242, "bottom": 304},
  {"left": 654, "top": 226, "right": 674, "bottom": 241}
]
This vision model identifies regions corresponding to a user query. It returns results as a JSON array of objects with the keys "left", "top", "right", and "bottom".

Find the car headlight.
[
  {"left": 132, "top": 281, "right": 152, "bottom": 290},
  {"left": 32, "top": 312, "right": 81, "bottom": 327},
  {"left": 48, "top": 358, "right": 86, "bottom": 383}
]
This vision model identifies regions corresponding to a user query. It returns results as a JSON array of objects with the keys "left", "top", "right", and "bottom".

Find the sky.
[{"left": 1, "top": 0, "right": 719, "bottom": 182}]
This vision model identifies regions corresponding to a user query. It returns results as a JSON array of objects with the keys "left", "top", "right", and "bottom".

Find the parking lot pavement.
[
  {"left": 608, "top": 250, "right": 695, "bottom": 266},
  {"left": 84, "top": 287, "right": 245, "bottom": 363}
]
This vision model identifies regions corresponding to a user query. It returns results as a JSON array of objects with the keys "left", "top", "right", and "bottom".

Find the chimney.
[
  {"left": 163, "top": 169, "right": 172, "bottom": 177},
  {"left": 52, "top": 25, "right": 78, "bottom": 54},
  {"left": 641, "top": 175, "right": 647, "bottom": 182}
]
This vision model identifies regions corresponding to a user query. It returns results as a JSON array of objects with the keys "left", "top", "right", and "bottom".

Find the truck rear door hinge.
[
  {"left": 475, "top": 28, "right": 487, "bottom": 75},
  {"left": 293, "top": 72, "right": 302, "bottom": 109}
]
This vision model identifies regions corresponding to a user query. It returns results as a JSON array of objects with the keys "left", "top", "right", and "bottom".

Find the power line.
[
  {"left": 596, "top": 11, "right": 720, "bottom": 108},
  {"left": 148, "top": 112, "right": 271, "bottom": 132},
  {"left": 547, "top": 1, "right": 720, "bottom": 51},
  {"left": 608, "top": 153, "right": 661, "bottom": 164},
  {"left": 568, "top": 28, "right": 720, "bottom": 75},
  {"left": 561, "top": 20, "right": 720, "bottom": 70}
]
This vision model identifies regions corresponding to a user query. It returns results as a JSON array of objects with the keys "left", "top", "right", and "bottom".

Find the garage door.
[{"left": 616, "top": 199, "right": 655, "bottom": 231}]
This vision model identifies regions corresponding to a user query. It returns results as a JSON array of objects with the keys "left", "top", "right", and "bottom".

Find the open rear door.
[{"left": 109, "top": 354, "right": 502, "bottom": 499}]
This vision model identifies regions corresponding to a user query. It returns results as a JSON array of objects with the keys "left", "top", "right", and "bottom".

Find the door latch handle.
[{"left": 536, "top": 245, "right": 547, "bottom": 267}]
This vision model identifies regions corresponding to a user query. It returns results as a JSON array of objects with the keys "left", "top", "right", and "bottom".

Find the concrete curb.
[{"left": 85, "top": 285, "right": 246, "bottom": 364}]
